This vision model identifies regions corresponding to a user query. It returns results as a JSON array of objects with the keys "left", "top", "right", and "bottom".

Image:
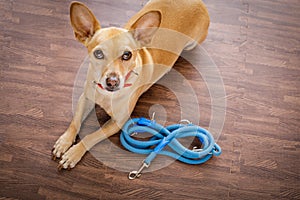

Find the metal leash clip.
[{"left": 128, "top": 161, "right": 149, "bottom": 180}]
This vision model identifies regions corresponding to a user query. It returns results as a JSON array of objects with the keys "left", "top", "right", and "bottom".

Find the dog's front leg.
[
  {"left": 52, "top": 93, "right": 94, "bottom": 160},
  {"left": 58, "top": 119, "right": 122, "bottom": 169}
]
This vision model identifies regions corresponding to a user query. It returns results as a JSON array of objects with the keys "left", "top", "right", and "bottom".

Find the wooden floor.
[{"left": 1, "top": 0, "right": 299, "bottom": 199}]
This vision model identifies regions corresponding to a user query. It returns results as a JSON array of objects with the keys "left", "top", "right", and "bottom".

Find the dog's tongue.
[
  {"left": 124, "top": 71, "right": 133, "bottom": 88},
  {"left": 124, "top": 83, "right": 132, "bottom": 87},
  {"left": 125, "top": 71, "right": 132, "bottom": 81},
  {"left": 97, "top": 83, "right": 104, "bottom": 89},
  {"left": 97, "top": 82, "right": 131, "bottom": 89}
]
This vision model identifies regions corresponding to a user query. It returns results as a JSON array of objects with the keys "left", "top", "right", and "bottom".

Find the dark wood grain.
[{"left": 0, "top": 0, "right": 299, "bottom": 199}]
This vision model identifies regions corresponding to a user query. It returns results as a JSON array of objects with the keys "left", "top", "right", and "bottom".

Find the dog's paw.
[
  {"left": 52, "top": 133, "right": 75, "bottom": 160},
  {"left": 57, "top": 142, "right": 86, "bottom": 170}
]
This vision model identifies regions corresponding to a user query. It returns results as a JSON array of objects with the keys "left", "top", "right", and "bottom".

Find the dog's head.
[{"left": 70, "top": 2, "right": 161, "bottom": 92}]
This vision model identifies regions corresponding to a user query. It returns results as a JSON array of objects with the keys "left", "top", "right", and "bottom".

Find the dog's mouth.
[
  {"left": 124, "top": 71, "right": 134, "bottom": 87},
  {"left": 94, "top": 70, "right": 136, "bottom": 92}
]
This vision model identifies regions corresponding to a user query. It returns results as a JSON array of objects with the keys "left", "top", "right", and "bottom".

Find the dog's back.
[
  {"left": 125, "top": 0, "right": 210, "bottom": 79},
  {"left": 125, "top": 0, "right": 209, "bottom": 44}
]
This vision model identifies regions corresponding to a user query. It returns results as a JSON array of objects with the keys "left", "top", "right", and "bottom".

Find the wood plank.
[{"left": 0, "top": 0, "right": 299, "bottom": 199}]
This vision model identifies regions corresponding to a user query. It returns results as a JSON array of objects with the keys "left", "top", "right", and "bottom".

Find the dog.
[{"left": 52, "top": 0, "right": 209, "bottom": 170}]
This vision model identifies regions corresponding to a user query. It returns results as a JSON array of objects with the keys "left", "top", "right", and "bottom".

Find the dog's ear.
[
  {"left": 70, "top": 2, "right": 101, "bottom": 46},
  {"left": 131, "top": 11, "right": 161, "bottom": 46}
]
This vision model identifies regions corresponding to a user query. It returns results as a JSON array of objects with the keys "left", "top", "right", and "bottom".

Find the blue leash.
[{"left": 120, "top": 117, "right": 222, "bottom": 179}]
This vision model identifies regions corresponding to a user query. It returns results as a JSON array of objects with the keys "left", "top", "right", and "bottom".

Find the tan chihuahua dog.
[{"left": 52, "top": 0, "right": 209, "bottom": 170}]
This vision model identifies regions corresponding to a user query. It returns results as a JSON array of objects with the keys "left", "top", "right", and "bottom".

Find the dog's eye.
[
  {"left": 122, "top": 51, "right": 132, "bottom": 61},
  {"left": 94, "top": 49, "right": 104, "bottom": 59}
]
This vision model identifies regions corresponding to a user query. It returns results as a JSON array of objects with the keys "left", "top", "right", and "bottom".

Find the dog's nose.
[{"left": 105, "top": 72, "right": 120, "bottom": 91}]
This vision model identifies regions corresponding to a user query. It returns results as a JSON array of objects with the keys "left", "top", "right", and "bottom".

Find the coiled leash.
[{"left": 120, "top": 116, "right": 222, "bottom": 180}]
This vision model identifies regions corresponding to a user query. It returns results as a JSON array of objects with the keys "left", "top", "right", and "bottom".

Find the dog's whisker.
[{"left": 132, "top": 70, "right": 139, "bottom": 76}]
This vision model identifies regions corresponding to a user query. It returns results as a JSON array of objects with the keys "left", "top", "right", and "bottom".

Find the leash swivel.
[{"left": 121, "top": 117, "right": 222, "bottom": 180}]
